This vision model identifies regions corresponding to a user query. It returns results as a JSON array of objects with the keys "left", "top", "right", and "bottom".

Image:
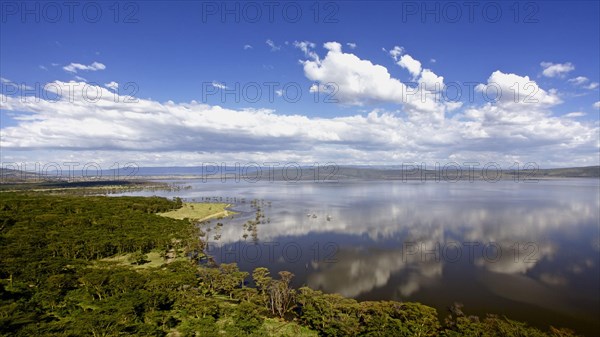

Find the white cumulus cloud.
[
  {"left": 568, "top": 76, "right": 599, "bottom": 90},
  {"left": 63, "top": 61, "right": 106, "bottom": 74},
  {"left": 293, "top": 41, "right": 318, "bottom": 60},
  {"left": 397, "top": 54, "right": 422, "bottom": 79},
  {"left": 105, "top": 81, "right": 119, "bottom": 91},
  {"left": 388, "top": 46, "right": 404, "bottom": 61},
  {"left": 300, "top": 42, "right": 450, "bottom": 121},
  {"left": 540, "top": 62, "right": 574, "bottom": 78},
  {"left": 564, "top": 112, "right": 585, "bottom": 118},
  {"left": 568, "top": 76, "right": 589, "bottom": 85},
  {"left": 475, "top": 70, "right": 561, "bottom": 109},
  {"left": 1, "top": 79, "right": 597, "bottom": 167},
  {"left": 211, "top": 81, "right": 228, "bottom": 89}
]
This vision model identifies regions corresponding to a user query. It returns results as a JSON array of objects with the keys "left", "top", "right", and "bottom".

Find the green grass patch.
[
  {"left": 262, "top": 318, "right": 319, "bottom": 337},
  {"left": 158, "top": 202, "right": 234, "bottom": 221},
  {"left": 100, "top": 251, "right": 182, "bottom": 269}
]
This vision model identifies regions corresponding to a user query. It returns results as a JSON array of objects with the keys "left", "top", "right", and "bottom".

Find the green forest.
[{"left": 0, "top": 192, "right": 580, "bottom": 336}]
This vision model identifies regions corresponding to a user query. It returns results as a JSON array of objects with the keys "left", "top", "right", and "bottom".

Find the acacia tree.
[
  {"left": 217, "top": 263, "right": 248, "bottom": 298},
  {"left": 197, "top": 267, "right": 222, "bottom": 296},
  {"left": 252, "top": 267, "right": 271, "bottom": 296},
  {"left": 268, "top": 271, "right": 295, "bottom": 318}
]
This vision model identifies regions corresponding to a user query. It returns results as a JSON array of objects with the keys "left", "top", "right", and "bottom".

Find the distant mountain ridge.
[{"left": 2, "top": 165, "right": 598, "bottom": 183}]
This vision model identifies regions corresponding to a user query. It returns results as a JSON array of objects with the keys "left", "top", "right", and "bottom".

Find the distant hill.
[
  {"left": 2, "top": 165, "right": 598, "bottom": 183},
  {"left": 534, "top": 166, "right": 600, "bottom": 177},
  {"left": 0, "top": 168, "right": 43, "bottom": 182}
]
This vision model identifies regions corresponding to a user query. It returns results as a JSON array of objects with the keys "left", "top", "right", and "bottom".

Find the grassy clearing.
[
  {"left": 208, "top": 317, "right": 317, "bottom": 337},
  {"left": 100, "top": 251, "right": 184, "bottom": 269},
  {"left": 262, "top": 318, "right": 319, "bottom": 337},
  {"left": 158, "top": 202, "right": 234, "bottom": 221}
]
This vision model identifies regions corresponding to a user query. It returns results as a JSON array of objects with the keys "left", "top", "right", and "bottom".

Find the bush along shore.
[{"left": 0, "top": 193, "right": 581, "bottom": 336}]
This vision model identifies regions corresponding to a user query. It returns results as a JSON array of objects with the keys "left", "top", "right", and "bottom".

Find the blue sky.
[{"left": 1, "top": 1, "right": 599, "bottom": 168}]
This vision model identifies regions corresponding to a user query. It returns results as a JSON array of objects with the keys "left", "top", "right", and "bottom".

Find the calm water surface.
[{"left": 115, "top": 179, "right": 600, "bottom": 335}]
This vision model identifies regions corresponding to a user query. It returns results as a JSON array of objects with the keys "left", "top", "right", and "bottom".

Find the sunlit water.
[{"left": 114, "top": 179, "right": 600, "bottom": 335}]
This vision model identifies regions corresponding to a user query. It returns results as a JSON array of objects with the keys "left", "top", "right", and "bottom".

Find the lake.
[{"left": 114, "top": 178, "right": 600, "bottom": 335}]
